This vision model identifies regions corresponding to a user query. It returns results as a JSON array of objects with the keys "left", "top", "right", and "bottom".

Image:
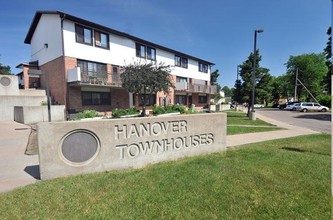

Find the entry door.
[{"left": 188, "top": 95, "right": 192, "bottom": 107}]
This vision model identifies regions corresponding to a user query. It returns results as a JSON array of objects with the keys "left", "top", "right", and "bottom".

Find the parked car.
[
  {"left": 280, "top": 101, "right": 298, "bottom": 110},
  {"left": 254, "top": 104, "right": 264, "bottom": 108},
  {"left": 284, "top": 102, "right": 300, "bottom": 111},
  {"left": 296, "top": 102, "right": 329, "bottom": 112},
  {"left": 279, "top": 103, "right": 287, "bottom": 110}
]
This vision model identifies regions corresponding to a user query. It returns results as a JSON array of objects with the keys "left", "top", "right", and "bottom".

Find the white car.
[
  {"left": 284, "top": 102, "right": 300, "bottom": 111},
  {"left": 297, "top": 102, "right": 329, "bottom": 112},
  {"left": 254, "top": 104, "right": 264, "bottom": 108}
]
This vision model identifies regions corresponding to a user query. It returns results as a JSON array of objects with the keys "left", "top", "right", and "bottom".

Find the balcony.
[
  {"left": 175, "top": 82, "right": 217, "bottom": 94},
  {"left": 67, "top": 67, "right": 122, "bottom": 87}
]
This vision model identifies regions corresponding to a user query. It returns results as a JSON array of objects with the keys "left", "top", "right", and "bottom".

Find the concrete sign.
[{"left": 38, "top": 113, "right": 226, "bottom": 179}]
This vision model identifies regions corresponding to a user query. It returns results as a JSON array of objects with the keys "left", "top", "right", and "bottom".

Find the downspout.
[{"left": 60, "top": 13, "right": 69, "bottom": 119}]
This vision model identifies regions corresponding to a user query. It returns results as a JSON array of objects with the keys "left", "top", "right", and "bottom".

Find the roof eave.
[{"left": 24, "top": 10, "right": 215, "bottom": 65}]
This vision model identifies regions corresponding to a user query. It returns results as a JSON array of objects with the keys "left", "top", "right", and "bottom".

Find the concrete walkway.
[
  {"left": 227, "top": 112, "right": 320, "bottom": 148},
  {"left": 0, "top": 111, "right": 320, "bottom": 193},
  {"left": 0, "top": 122, "right": 39, "bottom": 193}
]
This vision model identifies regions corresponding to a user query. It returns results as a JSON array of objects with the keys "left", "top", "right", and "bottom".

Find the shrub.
[
  {"left": 112, "top": 109, "right": 125, "bottom": 118},
  {"left": 152, "top": 104, "right": 186, "bottom": 115},
  {"left": 317, "top": 95, "right": 331, "bottom": 108},
  {"left": 164, "top": 105, "right": 174, "bottom": 113},
  {"left": 152, "top": 105, "right": 166, "bottom": 115},
  {"left": 126, "top": 106, "right": 140, "bottom": 115},
  {"left": 112, "top": 107, "right": 140, "bottom": 118},
  {"left": 74, "top": 110, "right": 99, "bottom": 120},
  {"left": 172, "top": 104, "right": 185, "bottom": 113}
]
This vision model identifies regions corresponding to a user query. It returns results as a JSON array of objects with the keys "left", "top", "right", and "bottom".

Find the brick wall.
[
  {"left": 39, "top": 56, "right": 66, "bottom": 105},
  {"left": 191, "top": 93, "right": 209, "bottom": 108},
  {"left": 111, "top": 88, "right": 129, "bottom": 109},
  {"left": 68, "top": 86, "right": 129, "bottom": 113}
]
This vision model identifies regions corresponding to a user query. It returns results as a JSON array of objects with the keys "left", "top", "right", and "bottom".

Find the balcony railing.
[
  {"left": 67, "top": 67, "right": 122, "bottom": 87},
  {"left": 175, "top": 82, "right": 217, "bottom": 94}
]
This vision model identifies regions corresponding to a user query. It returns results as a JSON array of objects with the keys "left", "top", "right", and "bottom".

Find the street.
[{"left": 256, "top": 108, "right": 331, "bottom": 134}]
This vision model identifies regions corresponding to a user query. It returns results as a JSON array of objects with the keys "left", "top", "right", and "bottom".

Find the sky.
[{"left": 0, "top": 0, "right": 331, "bottom": 87}]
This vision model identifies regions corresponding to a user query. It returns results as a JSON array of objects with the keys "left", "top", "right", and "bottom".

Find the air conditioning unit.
[
  {"left": 67, "top": 67, "right": 81, "bottom": 82},
  {"left": 95, "top": 41, "right": 101, "bottom": 46}
]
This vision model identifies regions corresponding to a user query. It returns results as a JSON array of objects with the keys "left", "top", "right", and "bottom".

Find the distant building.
[{"left": 19, "top": 11, "right": 217, "bottom": 113}]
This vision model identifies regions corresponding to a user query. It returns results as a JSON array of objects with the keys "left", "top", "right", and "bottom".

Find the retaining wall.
[{"left": 14, "top": 105, "right": 66, "bottom": 124}]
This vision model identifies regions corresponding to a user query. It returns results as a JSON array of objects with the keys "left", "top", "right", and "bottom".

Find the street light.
[
  {"left": 250, "top": 29, "right": 264, "bottom": 120},
  {"left": 235, "top": 65, "right": 241, "bottom": 110},
  {"left": 236, "top": 65, "right": 240, "bottom": 81}
]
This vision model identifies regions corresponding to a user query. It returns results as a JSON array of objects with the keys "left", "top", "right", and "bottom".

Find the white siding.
[
  {"left": 30, "top": 14, "right": 63, "bottom": 65},
  {"left": 157, "top": 50, "right": 210, "bottom": 81},
  {"left": 62, "top": 19, "right": 211, "bottom": 82}
]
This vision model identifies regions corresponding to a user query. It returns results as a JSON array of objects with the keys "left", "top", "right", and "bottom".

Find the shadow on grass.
[{"left": 281, "top": 146, "right": 306, "bottom": 153}]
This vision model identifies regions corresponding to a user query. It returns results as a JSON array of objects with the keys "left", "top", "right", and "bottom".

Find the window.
[
  {"left": 112, "top": 66, "right": 118, "bottom": 74},
  {"left": 136, "top": 43, "right": 156, "bottom": 60},
  {"left": 82, "top": 92, "right": 111, "bottom": 105},
  {"left": 175, "top": 55, "right": 181, "bottom": 67},
  {"left": 182, "top": 58, "right": 188, "bottom": 68},
  {"left": 176, "top": 76, "right": 187, "bottom": 83},
  {"left": 77, "top": 60, "right": 107, "bottom": 79},
  {"left": 195, "top": 79, "right": 206, "bottom": 85},
  {"left": 147, "top": 47, "right": 156, "bottom": 60},
  {"left": 94, "top": 30, "right": 109, "bottom": 49},
  {"left": 175, "top": 55, "right": 188, "bottom": 68},
  {"left": 176, "top": 95, "right": 187, "bottom": 105},
  {"left": 136, "top": 43, "right": 146, "bottom": 58},
  {"left": 75, "top": 25, "right": 92, "bottom": 45},
  {"left": 112, "top": 65, "right": 119, "bottom": 82},
  {"left": 138, "top": 94, "right": 156, "bottom": 106},
  {"left": 199, "top": 62, "right": 209, "bottom": 73},
  {"left": 199, "top": 95, "right": 207, "bottom": 103}
]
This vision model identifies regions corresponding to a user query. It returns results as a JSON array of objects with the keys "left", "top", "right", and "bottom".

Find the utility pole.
[{"left": 294, "top": 68, "right": 298, "bottom": 101}]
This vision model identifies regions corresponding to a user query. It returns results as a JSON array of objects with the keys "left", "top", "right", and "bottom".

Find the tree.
[
  {"left": 210, "top": 69, "right": 219, "bottom": 85},
  {"left": 285, "top": 53, "right": 328, "bottom": 101},
  {"left": 270, "top": 74, "right": 290, "bottom": 104},
  {"left": 232, "top": 79, "right": 242, "bottom": 104},
  {"left": 238, "top": 50, "right": 271, "bottom": 107},
  {"left": 120, "top": 62, "right": 173, "bottom": 116},
  {"left": 323, "top": 27, "right": 332, "bottom": 94},
  {"left": 210, "top": 69, "right": 222, "bottom": 98},
  {"left": 0, "top": 55, "right": 11, "bottom": 75},
  {"left": 256, "top": 73, "right": 273, "bottom": 106},
  {"left": 222, "top": 86, "right": 232, "bottom": 97}
]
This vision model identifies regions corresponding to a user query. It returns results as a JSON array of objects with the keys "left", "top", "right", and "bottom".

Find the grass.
[
  {"left": 225, "top": 110, "right": 283, "bottom": 135},
  {"left": 0, "top": 134, "right": 330, "bottom": 219},
  {"left": 227, "top": 126, "right": 284, "bottom": 135},
  {"left": 226, "top": 110, "right": 273, "bottom": 126}
]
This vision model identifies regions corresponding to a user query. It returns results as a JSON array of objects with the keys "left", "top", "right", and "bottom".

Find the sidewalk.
[
  {"left": 226, "top": 112, "right": 319, "bottom": 148},
  {"left": 0, "top": 112, "right": 320, "bottom": 193},
  {"left": 0, "top": 122, "right": 39, "bottom": 193}
]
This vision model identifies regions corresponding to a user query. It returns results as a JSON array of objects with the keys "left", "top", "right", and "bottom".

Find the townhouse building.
[{"left": 19, "top": 11, "right": 217, "bottom": 114}]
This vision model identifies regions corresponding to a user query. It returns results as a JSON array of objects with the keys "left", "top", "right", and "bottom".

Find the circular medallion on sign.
[
  {"left": 0, "top": 76, "right": 11, "bottom": 86},
  {"left": 60, "top": 130, "right": 100, "bottom": 166}
]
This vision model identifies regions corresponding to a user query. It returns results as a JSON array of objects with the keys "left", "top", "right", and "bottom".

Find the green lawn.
[
  {"left": 225, "top": 110, "right": 283, "bottom": 135},
  {"left": 226, "top": 110, "right": 274, "bottom": 126},
  {"left": 227, "top": 125, "right": 284, "bottom": 135},
  {"left": 0, "top": 134, "right": 330, "bottom": 219}
]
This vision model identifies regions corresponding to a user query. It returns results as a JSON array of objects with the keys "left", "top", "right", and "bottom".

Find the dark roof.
[{"left": 24, "top": 11, "right": 214, "bottom": 65}]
